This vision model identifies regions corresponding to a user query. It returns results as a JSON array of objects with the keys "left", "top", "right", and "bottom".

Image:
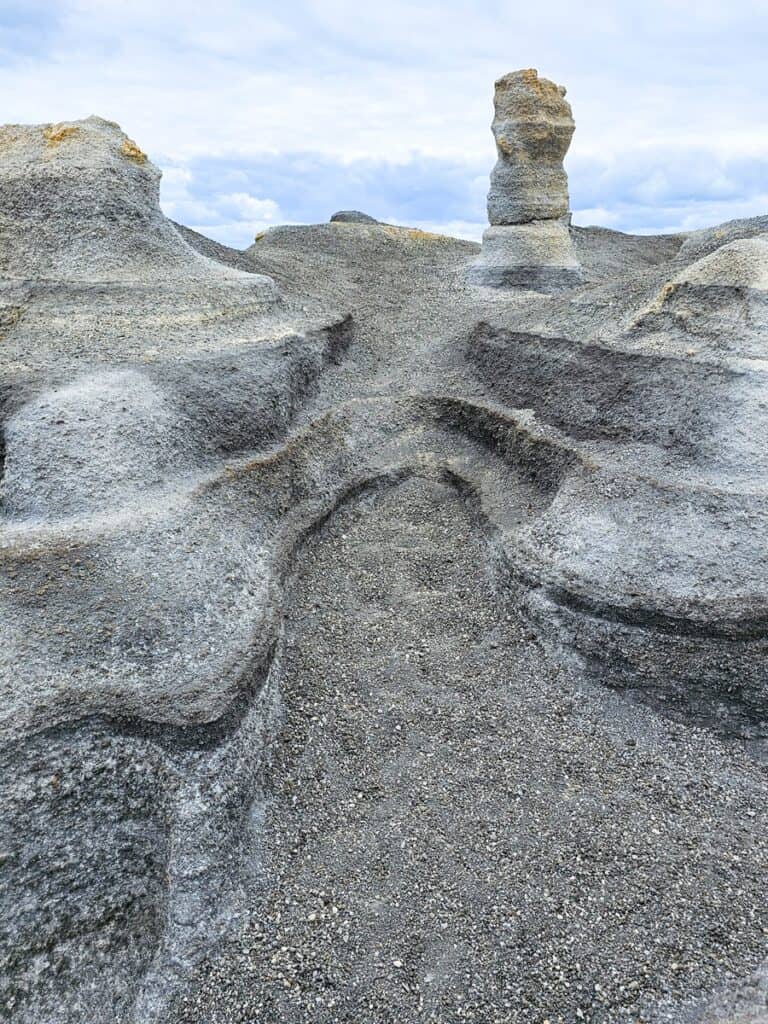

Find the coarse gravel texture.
[{"left": 173, "top": 476, "right": 768, "bottom": 1024}]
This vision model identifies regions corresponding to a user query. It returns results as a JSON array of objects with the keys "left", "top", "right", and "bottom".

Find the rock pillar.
[{"left": 469, "top": 69, "right": 582, "bottom": 291}]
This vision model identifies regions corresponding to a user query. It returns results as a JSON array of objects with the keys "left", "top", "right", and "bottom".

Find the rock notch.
[{"left": 469, "top": 68, "right": 582, "bottom": 291}]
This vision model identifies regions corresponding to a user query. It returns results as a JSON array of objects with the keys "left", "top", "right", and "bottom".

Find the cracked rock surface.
[{"left": 1, "top": 96, "right": 768, "bottom": 1024}]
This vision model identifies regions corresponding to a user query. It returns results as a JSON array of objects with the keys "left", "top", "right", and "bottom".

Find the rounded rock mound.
[
  {"left": 330, "top": 210, "right": 379, "bottom": 224},
  {"left": 629, "top": 235, "right": 768, "bottom": 357},
  {"left": 0, "top": 115, "right": 277, "bottom": 297}
]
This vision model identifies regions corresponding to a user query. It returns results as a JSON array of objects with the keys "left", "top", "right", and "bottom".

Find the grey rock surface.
[
  {"left": 1, "top": 86, "right": 768, "bottom": 1024},
  {"left": 471, "top": 68, "right": 582, "bottom": 291},
  {"left": 0, "top": 116, "right": 279, "bottom": 373},
  {"left": 330, "top": 210, "right": 379, "bottom": 223},
  {"left": 470, "top": 219, "right": 582, "bottom": 290}
]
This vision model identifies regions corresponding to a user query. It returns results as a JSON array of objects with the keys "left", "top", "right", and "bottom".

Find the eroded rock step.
[{"left": 172, "top": 476, "right": 768, "bottom": 1024}]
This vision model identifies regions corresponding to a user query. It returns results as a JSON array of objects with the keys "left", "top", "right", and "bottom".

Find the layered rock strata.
[
  {"left": 470, "top": 68, "right": 582, "bottom": 291},
  {"left": 0, "top": 116, "right": 280, "bottom": 364}
]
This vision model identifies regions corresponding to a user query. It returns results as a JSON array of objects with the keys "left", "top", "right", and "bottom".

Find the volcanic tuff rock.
[
  {"left": 486, "top": 68, "right": 574, "bottom": 225},
  {"left": 2, "top": 73, "right": 768, "bottom": 1024},
  {"left": 0, "top": 116, "right": 273, "bottom": 289},
  {"left": 0, "top": 116, "right": 279, "bottom": 371},
  {"left": 330, "top": 209, "right": 379, "bottom": 223},
  {"left": 470, "top": 68, "right": 582, "bottom": 291}
]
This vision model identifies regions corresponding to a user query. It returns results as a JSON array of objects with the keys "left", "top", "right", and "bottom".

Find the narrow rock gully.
[
  {"left": 172, "top": 472, "right": 768, "bottom": 1024},
  {"left": 176, "top": 473, "right": 524, "bottom": 1022}
]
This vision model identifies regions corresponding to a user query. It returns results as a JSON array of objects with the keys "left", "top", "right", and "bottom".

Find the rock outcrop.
[
  {"left": 0, "top": 116, "right": 279, "bottom": 364},
  {"left": 330, "top": 210, "right": 379, "bottom": 224},
  {"left": 0, "top": 116, "right": 273, "bottom": 288},
  {"left": 486, "top": 69, "right": 574, "bottom": 225},
  {"left": 470, "top": 68, "right": 582, "bottom": 291},
  {"left": 629, "top": 233, "right": 768, "bottom": 358}
]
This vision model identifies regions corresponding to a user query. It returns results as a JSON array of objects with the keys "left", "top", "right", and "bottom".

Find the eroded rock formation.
[
  {"left": 0, "top": 116, "right": 279, "bottom": 367},
  {"left": 470, "top": 68, "right": 582, "bottom": 290},
  {"left": 1, "top": 78, "right": 768, "bottom": 1024},
  {"left": 330, "top": 210, "right": 379, "bottom": 224},
  {"left": 486, "top": 68, "right": 574, "bottom": 224}
]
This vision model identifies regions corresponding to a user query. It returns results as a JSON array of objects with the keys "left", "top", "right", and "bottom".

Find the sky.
[{"left": 1, "top": 1, "right": 767, "bottom": 247}]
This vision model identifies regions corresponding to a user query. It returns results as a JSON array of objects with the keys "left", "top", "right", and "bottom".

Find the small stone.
[{"left": 330, "top": 210, "right": 379, "bottom": 224}]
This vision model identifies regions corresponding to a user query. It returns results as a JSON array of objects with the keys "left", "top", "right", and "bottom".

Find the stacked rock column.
[{"left": 469, "top": 69, "right": 583, "bottom": 291}]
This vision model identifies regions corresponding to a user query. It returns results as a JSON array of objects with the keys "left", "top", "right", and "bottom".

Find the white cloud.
[
  {"left": 407, "top": 219, "right": 484, "bottom": 242},
  {"left": 160, "top": 166, "right": 193, "bottom": 192},
  {"left": 220, "top": 193, "right": 281, "bottom": 222},
  {"left": 156, "top": 163, "right": 285, "bottom": 247},
  {"left": 572, "top": 207, "right": 621, "bottom": 229},
  {"left": 633, "top": 170, "right": 670, "bottom": 206},
  {"left": 3, "top": 2, "right": 765, "bottom": 163}
]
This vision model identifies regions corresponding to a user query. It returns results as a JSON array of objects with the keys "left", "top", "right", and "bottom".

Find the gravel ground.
[{"left": 173, "top": 476, "right": 768, "bottom": 1024}]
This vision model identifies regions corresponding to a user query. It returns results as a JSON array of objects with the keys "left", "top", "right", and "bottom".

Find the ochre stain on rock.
[
  {"left": 406, "top": 228, "right": 445, "bottom": 242},
  {"left": 0, "top": 305, "right": 22, "bottom": 340},
  {"left": 120, "top": 138, "right": 148, "bottom": 164},
  {"left": 44, "top": 124, "right": 80, "bottom": 148},
  {"left": 382, "top": 225, "right": 445, "bottom": 244}
]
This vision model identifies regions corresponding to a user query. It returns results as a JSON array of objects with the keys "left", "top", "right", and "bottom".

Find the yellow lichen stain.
[
  {"left": 44, "top": 124, "right": 79, "bottom": 148},
  {"left": 495, "top": 136, "right": 514, "bottom": 158},
  {"left": 406, "top": 228, "right": 444, "bottom": 242},
  {"left": 0, "top": 126, "right": 28, "bottom": 154},
  {"left": 382, "top": 225, "right": 445, "bottom": 244},
  {"left": 647, "top": 281, "right": 678, "bottom": 312},
  {"left": 120, "top": 138, "right": 148, "bottom": 164},
  {"left": 0, "top": 305, "right": 23, "bottom": 341},
  {"left": 629, "top": 280, "right": 679, "bottom": 328}
]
